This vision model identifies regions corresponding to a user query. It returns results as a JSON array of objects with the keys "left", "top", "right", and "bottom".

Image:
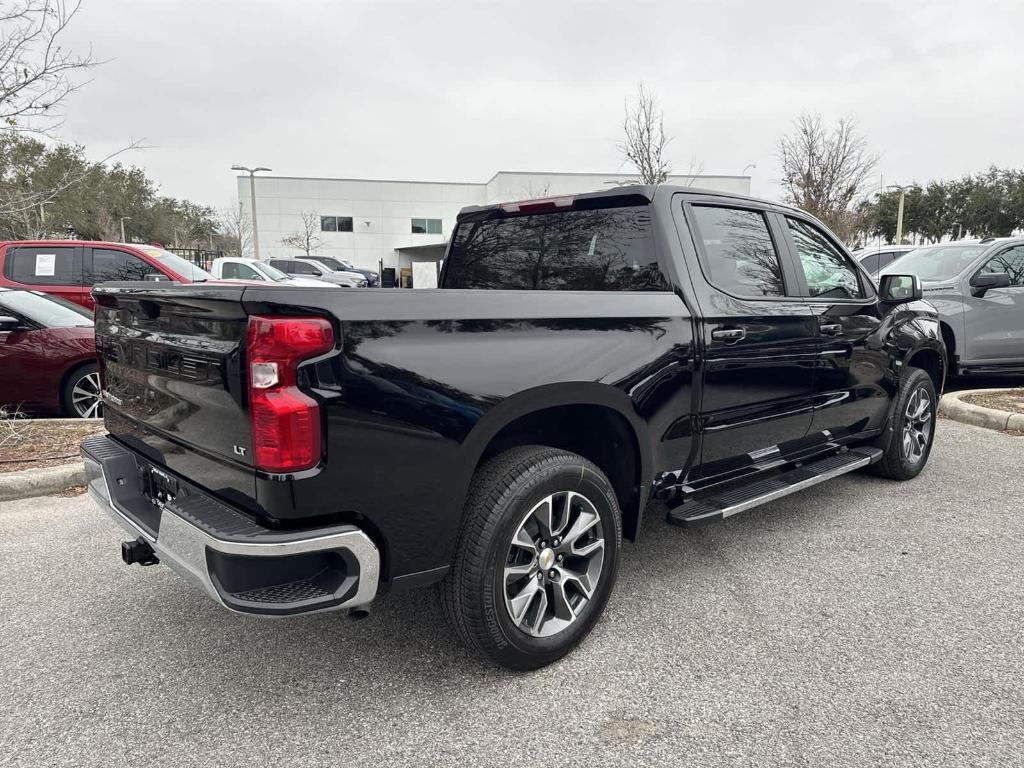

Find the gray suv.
[{"left": 882, "top": 239, "right": 1024, "bottom": 375}]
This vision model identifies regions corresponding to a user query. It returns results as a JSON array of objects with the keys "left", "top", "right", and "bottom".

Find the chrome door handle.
[
  {"left": 711, "top": 328, "right": 746, "bottom": 343},
  {"left": 819, "top": 323, "right": 842, "bottom": 336}
]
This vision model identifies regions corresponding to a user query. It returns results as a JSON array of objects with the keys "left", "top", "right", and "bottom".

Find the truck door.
[
  {"left": 779, "top": 214, "right": 890, "bottom": 441},
  {"left": 677, "top": 198, "right": 818, "bottom": 478},
  {"left": 962, "top": 244, "right": 1024, "bottom": 366}
]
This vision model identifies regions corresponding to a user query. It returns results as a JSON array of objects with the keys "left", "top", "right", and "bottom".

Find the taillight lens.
[{"left": 247, "top": 315, "right": 334, "bottom": 473}]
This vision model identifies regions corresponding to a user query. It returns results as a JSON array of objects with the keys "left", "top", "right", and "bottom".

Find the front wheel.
[
  {"left": 872, "top": 367, "right": 936, "bottom": 480},
  {"left": 440, "top": 446, "right": 622, "bottom": 670}
]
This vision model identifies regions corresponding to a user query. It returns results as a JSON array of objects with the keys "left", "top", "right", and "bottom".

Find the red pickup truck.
[{"left": 0, "top": 241, "right": 211, "bottom": 310}]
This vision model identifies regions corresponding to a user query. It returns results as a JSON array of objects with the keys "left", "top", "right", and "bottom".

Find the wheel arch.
[
  {"left": 459, "top": 383, "right": 652, "bottom": 540},
  {"left": 905, "top": 343, "right": 945, "bottom": 395}
]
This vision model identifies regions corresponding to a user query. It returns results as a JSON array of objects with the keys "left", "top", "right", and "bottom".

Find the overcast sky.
[{"left": 57, "top": 0, "right": 1022, "bottom": 208}]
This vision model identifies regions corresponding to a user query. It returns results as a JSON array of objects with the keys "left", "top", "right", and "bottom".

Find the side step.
[{"left": 667, "top": 446, "right": 882, "bottom": 528}]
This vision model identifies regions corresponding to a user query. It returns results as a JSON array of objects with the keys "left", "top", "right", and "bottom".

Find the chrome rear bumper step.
[{"left": 667, "top": 446, "right": 882, "bottom": 528}]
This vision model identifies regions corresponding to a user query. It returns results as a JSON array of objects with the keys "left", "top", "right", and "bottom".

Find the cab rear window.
[{"left": 443, "top": 206, "right": 668, "bottom": 291}]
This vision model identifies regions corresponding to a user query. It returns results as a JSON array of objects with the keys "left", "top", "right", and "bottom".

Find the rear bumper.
[{"left": 81, "top": 435, "right": 380, "bottom": 616}]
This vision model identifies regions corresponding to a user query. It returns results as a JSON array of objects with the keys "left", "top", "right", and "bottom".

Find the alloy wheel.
[
  {"left": 503, "top": 490, "right": 606, "bottom": 638},
  {"left": 902, "top": 386, "right": 932, "bottom": 464},
  {"left": 71, "top": 371, "right": 103, "bottom": 419}
]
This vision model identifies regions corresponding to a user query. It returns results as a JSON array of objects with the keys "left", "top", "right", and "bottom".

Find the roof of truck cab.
[{"left": 457, "top": 184, "right": 803, "bottom": 219}]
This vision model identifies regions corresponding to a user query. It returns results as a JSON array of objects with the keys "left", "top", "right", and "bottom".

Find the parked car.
[
  {"left": 82, "top": 186, "right": 943, "bottom": 670},
  {"left": 880, "top": 238, "right": 1024, "bottom": 375},
  {"left": 852, "top": 243, "right": 918, "bottom": 276},
  {"left": 0, "top": 287, "right": 100, "bottom": 418},
  {"left": 267, "top": 257, "right": 367, "bottom": 287},
  {"left": 308, "top": 255, "right": 380, "bottom": 287},
  {"left": 0, "top": 241, "right": 212, "bottom": 310},
  {"left": 210, "top": 257, "right": 339, "bottom": 288}
]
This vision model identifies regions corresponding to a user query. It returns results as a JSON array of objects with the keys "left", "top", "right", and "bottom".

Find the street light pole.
[
  {"left": 895, "top": 189, "right": 906, "bottom": 244},
  {"left": 120, "top": 216, "right": 130, "bottom": 243},
  {"left": 231, "top": 165, "right": 272, "bottom": 260}
]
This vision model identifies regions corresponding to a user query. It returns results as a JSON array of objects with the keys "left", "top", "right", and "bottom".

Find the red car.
[
  {"left": 0, "top": 288, "right": 100, "bottom": 418},
  {"left": 0, "top": 241, "right": 212, "bottom": 310}
]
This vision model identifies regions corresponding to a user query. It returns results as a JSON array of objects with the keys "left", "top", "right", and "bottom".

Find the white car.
[
  {"left": 267, "top": 257, "right": 368, "bottom": 287},
  {"left": 210, "top": 257, "right": 338, "bottom": 288},
  {"left": 852, "top": 244, "right": 918, "bottom": 276}
]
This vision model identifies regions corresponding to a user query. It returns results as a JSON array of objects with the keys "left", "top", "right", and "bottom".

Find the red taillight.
[{"left": 247, "top": 315, "right": 334, "bottom": 473}]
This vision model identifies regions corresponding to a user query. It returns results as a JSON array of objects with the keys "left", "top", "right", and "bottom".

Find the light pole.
[
  {"left": 884, "top": 184, "right": 910, "bottom": 244},
  {"left": 741, "top": 163, "right": 756, "bottom": 176},
  {"left": 231, "top": 165, "right": 271, "bottom": 259},
  {"left": 120, "top": 216, "right": 131, "bottom": 242}
]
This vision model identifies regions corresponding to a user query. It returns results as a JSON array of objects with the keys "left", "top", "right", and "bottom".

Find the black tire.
[
  {"left": 61, "top": 363, "right": 103, "bottom": 419},
  {"left": 440, "top": 446, "right": 622, "bottom": 670},
  {"left": 872, "top": 367, "right": 936, "bottom": 480}
]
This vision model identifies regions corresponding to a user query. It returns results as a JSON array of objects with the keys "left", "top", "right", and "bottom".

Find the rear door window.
[
  {"left": 859, "top": 254, "right": 880, "bottom": 273},
  {"left": 4, "top": 246, "right": 81, "bottom": 286},
  {"left": 443, "top": 205, "right": 668, "bottom": 290},
  {"left": 86, "top": 248, "right": 155, "bottom": 285},
  {"left": 689, "top": 205, "right": 785, "bottom": 297}
]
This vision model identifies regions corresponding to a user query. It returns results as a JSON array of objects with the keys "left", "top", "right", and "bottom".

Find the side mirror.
[
  {"left": 970, "top": 271, "right": 1011, "bottom": 297},
  {"left": 311, "top": 268, "right": 322, "bottom": 276},
  {"left": 879, "top": 274, "right": 922, "bottom": 304},
  {"left": 0, "top": 315, "right": 23, "bottom": 332}
]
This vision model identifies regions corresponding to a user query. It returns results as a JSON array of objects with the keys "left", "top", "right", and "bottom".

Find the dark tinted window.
[
  {"left": 690, "top": 206, "right": 784, "bottom": 297},
  {"left": 221, "top": 262, "right": 261, "bottom": 280},
  {"left": 5, "top": 246, "right": 80, "bottom": 286},
  {"left": 87, "top": 248, "right": 153, "bottom": 285},
  {"left": 979, "top": 245, "right": 1024, "bottom": 286},
  {"left": 443, "top": 206, "right": 667, "bottom": 291},
  {"left": 269, "top": 259, "right": 295, "bottom": 273},
  {"left": 320, "top": 216, "right": 353, "bottom": 232},
  {"left": 877, "top": 252, "right": 898, "bottom": 269},
  {"left": 787, "top": 217, "right": 865, "bottom": 299},
  {"left": 283, "top": 260, "right": 319, "bottom": 275},
  {"left": 860, "top": 254, "right": 880, "bottom": 273}
]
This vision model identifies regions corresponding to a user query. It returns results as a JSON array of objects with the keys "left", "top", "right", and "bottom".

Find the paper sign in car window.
[{"left": 35, "top": 253, "right": 56, "bottom": 276}]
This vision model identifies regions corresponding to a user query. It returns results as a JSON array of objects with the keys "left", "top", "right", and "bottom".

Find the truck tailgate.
[{"left": 94, "top": 283, "right": 256, "bottom": 504}]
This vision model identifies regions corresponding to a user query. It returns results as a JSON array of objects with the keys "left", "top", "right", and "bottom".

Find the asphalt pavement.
[{"left": 1, "top": 418, "right": 1022, "bottom": 768}]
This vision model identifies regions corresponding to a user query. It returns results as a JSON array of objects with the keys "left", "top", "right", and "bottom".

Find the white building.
[{"left": 238, "top": 170, "right": 751, "bottom": 274}]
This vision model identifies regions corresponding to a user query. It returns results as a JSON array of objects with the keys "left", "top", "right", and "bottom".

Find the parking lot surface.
[{"left": 1, "top": 418, "right": 1022, "bottom": 768}]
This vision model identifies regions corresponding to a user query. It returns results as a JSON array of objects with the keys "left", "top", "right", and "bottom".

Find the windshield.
[
  {"left": 310, "top": 256, "right": 346, "bottom": 272},
  {"left": 890, "top": 245, "right": 986, "bottom": 281},
  {"left": 253, "top": 262, "right": 291, "bottom": 281},
  {"left": 138, "top": 247, "right": 214, "bottom": 281},
  {"left": 0, "top": 289, "right": 93, "bottom": 327}
]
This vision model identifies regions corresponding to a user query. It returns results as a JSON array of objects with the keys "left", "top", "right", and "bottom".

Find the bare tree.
[
  {"left": 778, "top": 113, "right": 879, "bottom": 240},
  {"left": 619, "top": 82, "right": 671, "bottom": 185},
  {"left": 0, "top": 0, "right": 98, "bottom": 135},
  {"left": 217, "top": 201, "right": 250, "bottom": 257},
  {"left": 280, "top": 211, "right": 321, "bottom": 256}
]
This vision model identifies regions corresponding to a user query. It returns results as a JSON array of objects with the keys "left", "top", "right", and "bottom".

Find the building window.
[
  {"left": 412, "top": 218, "right": 442, "bottom": 235},
  {"left": 320, "top": 216, "right": 353, "bottom": 233}
]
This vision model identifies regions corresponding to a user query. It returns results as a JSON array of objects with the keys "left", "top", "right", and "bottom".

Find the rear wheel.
[
  {"left": 62, "top": 363, "right": 103, "bottom": 419},
  {"left": 873, "top": 367, "right": 936, "bottom": 480},
  {"left": 440, "top": 446, "right": 621, "bottom": 670}
]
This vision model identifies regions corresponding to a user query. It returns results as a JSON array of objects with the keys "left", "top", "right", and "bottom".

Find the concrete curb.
[
  {"left": 939, "top": 389, "right": 1024, "bottom": 432},
  {"left": 0, "top": 461, "right": 86, "bottom": 503}
]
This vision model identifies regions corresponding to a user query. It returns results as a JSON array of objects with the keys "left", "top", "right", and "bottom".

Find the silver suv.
[
  {"left": 268, "top": 257, "right": 368, "bottom": 287},
  {"left": 882, "top": 238, "right": 1024, "bottom": 375}
]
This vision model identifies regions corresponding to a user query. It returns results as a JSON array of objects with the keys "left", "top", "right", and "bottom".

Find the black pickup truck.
[{"left": 82, "top": 186, "right": 944, "bottom": 669}]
